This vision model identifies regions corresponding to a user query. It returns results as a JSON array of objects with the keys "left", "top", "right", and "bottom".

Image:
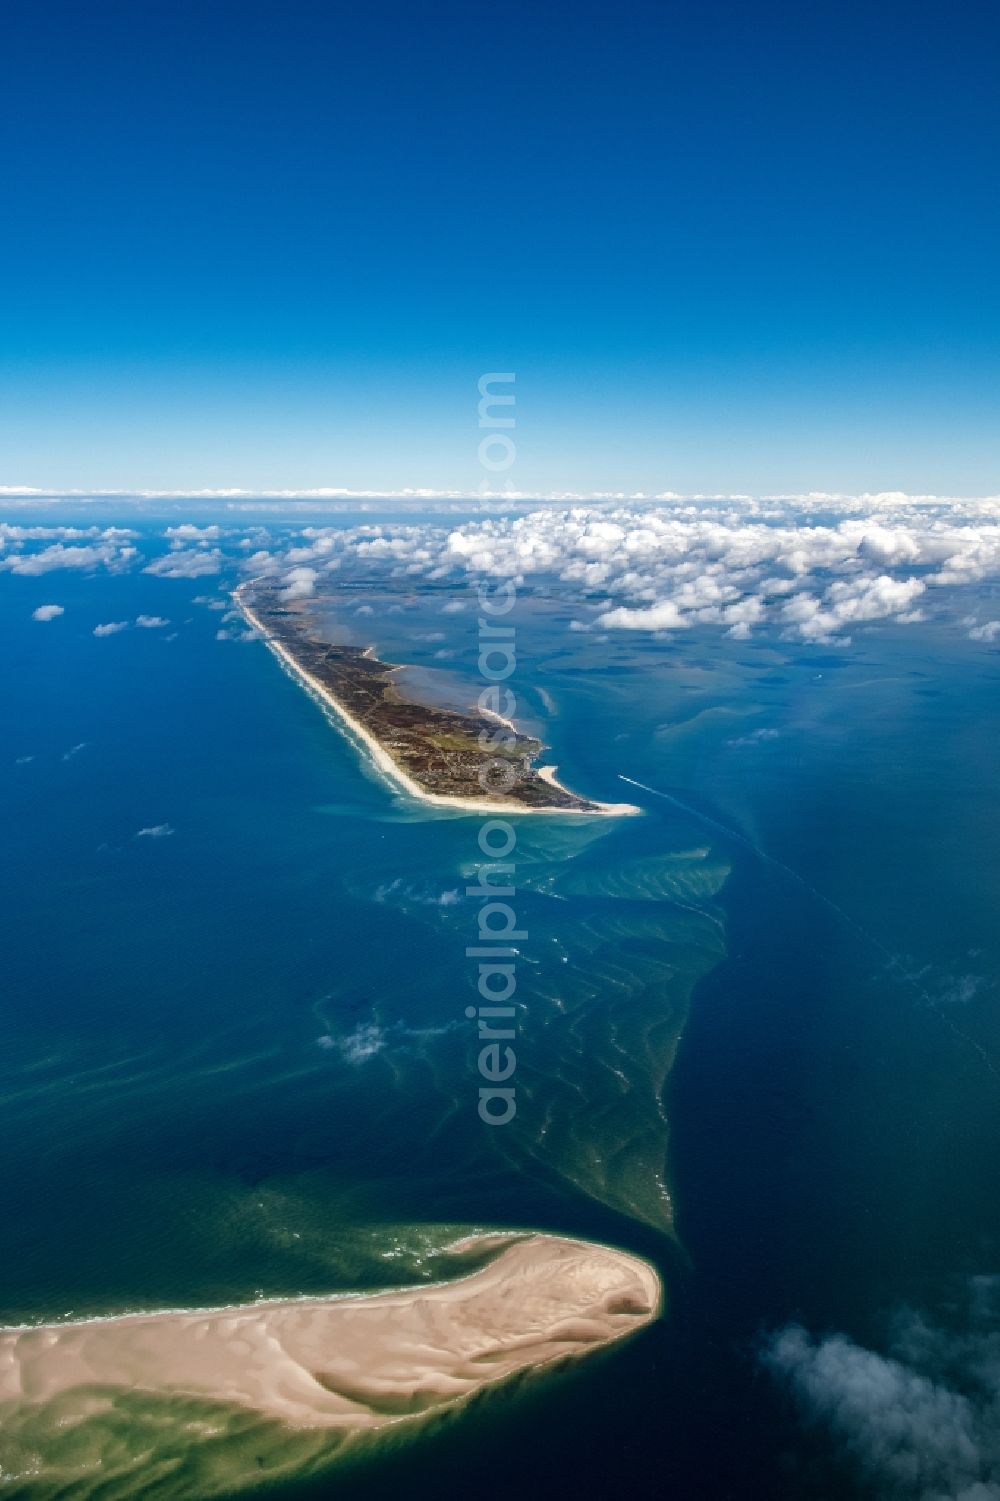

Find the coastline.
[
  {"left": 234, "top": 583, "right": 640, "bottom": 818},
  {"left": 0, "top": 1234, "right": 661, "bottom": 1434}
]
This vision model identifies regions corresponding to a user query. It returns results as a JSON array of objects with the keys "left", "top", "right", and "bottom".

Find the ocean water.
[{"left": 2, "top": 513, "right": 1000, "bottom": 1498}]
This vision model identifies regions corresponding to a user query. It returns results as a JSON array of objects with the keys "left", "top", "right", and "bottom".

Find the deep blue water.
[{"left": 3, "top": 516, "right": 1000, "bottom": 1498}]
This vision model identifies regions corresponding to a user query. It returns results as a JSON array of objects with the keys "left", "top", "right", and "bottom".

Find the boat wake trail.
[
  {"left": 619, "top": 776, "right": 869, "bottom": 931},
  {"left": 618, "top": 776, "right": 1000, "bottom": 1087}
]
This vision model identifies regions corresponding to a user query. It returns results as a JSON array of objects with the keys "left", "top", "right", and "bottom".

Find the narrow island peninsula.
[{"left": 234, "top": 580, "right": 638, "bottom": 815}]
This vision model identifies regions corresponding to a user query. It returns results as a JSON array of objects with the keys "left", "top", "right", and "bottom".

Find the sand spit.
[
  {"left": 233, "top": 584, "right": 640, "bottom": 818},
  {"left": 0, "top": 1235, "right": 660, "bottom": 1433}
]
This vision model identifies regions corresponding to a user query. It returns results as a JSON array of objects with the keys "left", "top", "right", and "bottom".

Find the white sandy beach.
[
  {"left": 234, "top": 584, "right": 640, "bottom": 817},
  {"left": 0, "top": 1234, "right": 660, "bottom": 1432}
]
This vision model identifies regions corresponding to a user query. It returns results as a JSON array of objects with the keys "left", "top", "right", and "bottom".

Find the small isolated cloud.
[
  {"left": 31, "top": 604, "right": 64, "bottom": 621},
  {"left": 135, "top": 614, "right": 170, "bottom": 629},
  {"left": 336, "top": 1023, "right": 385, "bottom": 1065},
  {"left": 969, "top": 621, "right": 1000, "bottom": 643},
  {"left": 93, "top": 621, "right": 128, "bottom": 637},
  {"left": 596, "top": 601, "right": 690, "bottom": 631},
  {"left": 763, "top": 1289, "right": 1000, "bottom": 1500},
  {"left": 729, "top": 727, "right": 781, "bottom": 747},
  {"left": 144, "top": 548, "right": 224, "bottom": 579},
  {"left": 940, "top": 974, "right": 985, "bottom": 1005},
  {"left": 134, "top": 823, "right": 174, "bottom": 839},
  {"left": 164, "top": 524, "right": 222, "bottom": 543},
  {"left": 215, "top": 627, "right": 258, "bottom": 642},
  {"left": 281, "top": 565, "right": 319, "bottom": 599},
  {"left": 441, "top": 600, "right": 467, "bottom": 614},
  {"left": 61, "top": 742, "right": 87, "bottom": 761},
  {"left": 373, "top": 878, "right": 463, "bottom": 908},
  {"left": 2, "top": 542, "right": 135, "bottom": 576},
  {"left": 15, "top": 755, "right": 34, "bottom": 765}
]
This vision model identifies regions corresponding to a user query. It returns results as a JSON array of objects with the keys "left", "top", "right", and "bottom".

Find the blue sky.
[{"left": 2, "top": 0, "right": 999, "bottom": 495}]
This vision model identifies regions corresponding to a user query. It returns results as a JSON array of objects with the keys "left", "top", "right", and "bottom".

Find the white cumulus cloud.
[
  {"left": 281, "top": 565, "right": 319, "bottom": 599},
  {"left": 595, "top": 600, "right": 690, "bottom": 631},
  {"left": 3, "top": 542, "right": 134, "bottom": 576},
  {"left": 144, "top": 549, "right": 224, "bottom": 579},
  {"left": 764, "top": 1288, "right": 1000, "bottom": 1501}
]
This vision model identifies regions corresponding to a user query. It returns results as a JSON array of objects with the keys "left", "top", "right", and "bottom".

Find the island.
[
  {"left": 0, "top": 1234, "right": 660, "bottom": 1440},
  {"left": 234, "top": 580, "right": 639, "bottom": 815}
]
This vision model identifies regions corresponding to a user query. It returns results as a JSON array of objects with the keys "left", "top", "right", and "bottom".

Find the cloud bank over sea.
[{"left": 7, "top": 494, "right": 1000, "bottom": 649}]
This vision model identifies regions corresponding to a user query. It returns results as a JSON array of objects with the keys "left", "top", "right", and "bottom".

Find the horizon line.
[{"left": 3, "top": 486, "right": 1000, "bottom": 507}]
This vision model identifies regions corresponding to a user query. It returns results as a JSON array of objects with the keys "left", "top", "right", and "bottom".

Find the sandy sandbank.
[{"left": 0, "top": 1234, "right": 661, "bottom": 1432}]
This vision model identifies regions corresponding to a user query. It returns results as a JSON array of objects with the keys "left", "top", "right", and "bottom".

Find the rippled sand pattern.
[
  {"left": 506, "top": 848, "right": 729, "bottom": 1229},
  {"left": 0, "top": 1236, "right": 658, "bottom": 1498}
]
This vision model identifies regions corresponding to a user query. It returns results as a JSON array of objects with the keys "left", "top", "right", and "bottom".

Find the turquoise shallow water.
[{"left": 3, "top": 512, "right": 1000, "bottom": 1497}]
